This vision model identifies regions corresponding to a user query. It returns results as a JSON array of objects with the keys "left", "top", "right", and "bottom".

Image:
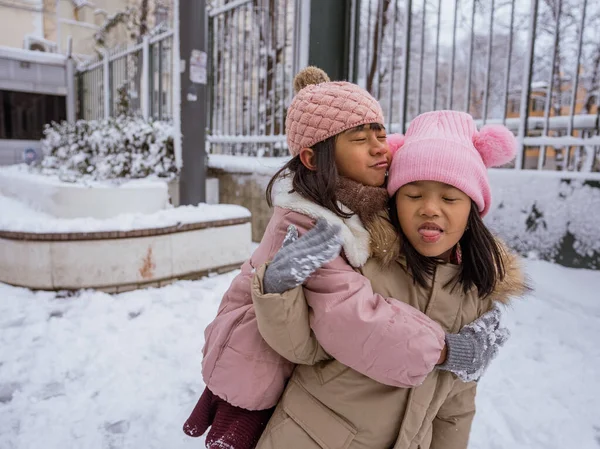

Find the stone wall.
[{"left": 209, "top": 169, "right": 274, "bottom": 242}]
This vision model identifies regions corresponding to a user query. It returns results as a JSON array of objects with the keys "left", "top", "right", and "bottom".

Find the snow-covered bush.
[{"left": 38, "top": 116, "right": 178, "bottom": 182}]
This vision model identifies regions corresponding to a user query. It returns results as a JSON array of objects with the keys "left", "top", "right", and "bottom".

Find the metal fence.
[
  {"left": 206, "top": 0, "right": 299, "bottom": 156},
  {"left": 351, "top": 0, "right": 600, "bottom": 172},
  {"left": 74, "top": 1, "right": 600, "bottom": 173},
  {"left": 77, "top": 30, "right": 174, "bottom": 121},
  {"left": 76, "top": 1, "right": 298, "bottom": 157}
]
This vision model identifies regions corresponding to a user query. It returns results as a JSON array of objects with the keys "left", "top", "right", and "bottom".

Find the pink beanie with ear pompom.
[
  {"left": 473, "top": 125, "right": 518, "bottom": 168},
  {"left": 386, "top": 110, "right": 517, "bottom": 217},
  {"left": 386, "top": 133, "right": 406, "bottom": 156}
]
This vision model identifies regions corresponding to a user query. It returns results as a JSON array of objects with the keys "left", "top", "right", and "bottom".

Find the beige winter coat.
[{"left": 251, "top": 247, "right": 526, "bottom": 449}]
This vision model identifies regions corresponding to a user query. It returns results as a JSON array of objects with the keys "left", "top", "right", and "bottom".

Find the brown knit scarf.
[{"left": 335, "top": 177, "right": 401, "bottom": 267}]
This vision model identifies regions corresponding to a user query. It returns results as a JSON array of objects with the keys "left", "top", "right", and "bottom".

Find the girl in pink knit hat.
[
  {"left": 183, "top": 68, "right": 523, "bottom": 449},
  {"left": 247, "top": 109, "right": 529, "bottom": 449}
]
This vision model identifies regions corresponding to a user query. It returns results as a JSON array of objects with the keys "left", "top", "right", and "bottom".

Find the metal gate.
[
  {"left": 77, "top": 30, "right": 175, "bottom": 121},
  {"left": 351, "top": 0, "right": 600, "bottom": 172},
  {"left": 206, "top": 0, "right": 302, "bottom": 156}
]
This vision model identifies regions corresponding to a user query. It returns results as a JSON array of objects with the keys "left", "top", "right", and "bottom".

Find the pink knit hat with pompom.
[
  {"left": 286, "top": 67, "right": 384, "bottom": 156},
  {"left": 386, "top": 110, "right": 517, "bottom": 217}
]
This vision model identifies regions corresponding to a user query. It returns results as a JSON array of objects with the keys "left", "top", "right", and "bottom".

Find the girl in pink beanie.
[
  {"left": 183, "top": 68, "right": 523, "bottom": 449},
  {"left": 247, "top": 110, "right": 529, "bottom": 449}
]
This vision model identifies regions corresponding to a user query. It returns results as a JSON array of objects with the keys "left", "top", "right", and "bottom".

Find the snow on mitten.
[
  {"left": 438, "top": 305, "right": 510, "bottom": 382},
  {"left": 183, "top": 387, "right": 216, "bottom": 437},
  {"left": 263, "top": 219, "right": 342, "bottom": 294},
  {"left": 204, "top": 399, "right": 275, "bottom": 449},
  {"left": 183, "top": 387, "right": 274, "bottom": 448}
]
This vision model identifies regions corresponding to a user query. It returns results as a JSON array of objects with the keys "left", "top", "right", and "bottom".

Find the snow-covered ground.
[{"left": 0, "top": 260, "right": 598, "bottom": 449}]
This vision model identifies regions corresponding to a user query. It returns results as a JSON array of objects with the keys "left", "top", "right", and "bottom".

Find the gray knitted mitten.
[
  {"left": 438, "top": 305, "right": 510, "bottom": 382},
  {"left": 263, "top": 219, "right": 342, "bottom": 294}
]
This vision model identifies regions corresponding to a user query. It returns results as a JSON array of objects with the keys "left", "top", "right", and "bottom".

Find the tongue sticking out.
[{"left": 418, "top": 228, "right": 441, "bottom": 243}]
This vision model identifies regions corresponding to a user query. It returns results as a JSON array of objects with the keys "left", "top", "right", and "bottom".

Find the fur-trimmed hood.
[
  {"left": 272, "top": 176, "right": 371, "bottom": 267},
  {"left": 492, "top": 240, "right": 531, "bottom": 304}
]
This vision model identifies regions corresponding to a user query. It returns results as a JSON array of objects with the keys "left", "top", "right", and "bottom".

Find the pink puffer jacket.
[{"left": 201, "top": 182, "right": 445, "bottom": 410}]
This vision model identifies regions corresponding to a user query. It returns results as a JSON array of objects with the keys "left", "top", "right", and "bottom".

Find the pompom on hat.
[
  {"left": 386, "top": 110, "right": 517, "bottom": 217},
  {"left": 285, "top": 67, "right": 384, "bottom": 156}
]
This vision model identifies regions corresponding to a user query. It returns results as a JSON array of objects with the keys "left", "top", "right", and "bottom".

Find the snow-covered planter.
[
  {"left": 0, "top": 197, "right": 252, "bottom": 291},
  {"left": 38, "top": 116, "right": 177, "bottom": 182},
  {"left": 0, "top": 165, "right": 171, "bottom": 219},
  {"left": 0, "top": 121, "right": 253, "bottom": 291}
]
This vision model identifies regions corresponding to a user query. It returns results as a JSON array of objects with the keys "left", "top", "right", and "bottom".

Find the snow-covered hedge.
[{"left": 37, "top": 116, "right": 178, "bottom": 182}]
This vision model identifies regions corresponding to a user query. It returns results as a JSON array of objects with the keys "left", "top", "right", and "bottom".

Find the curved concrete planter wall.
[{"left": 0, "top": 217, "right": 252, "bottom": 292}]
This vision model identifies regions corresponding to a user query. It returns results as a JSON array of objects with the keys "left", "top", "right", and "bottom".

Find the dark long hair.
[
  {"left": 266, "top": 136, "right": 352, "bottom": 219},
  {"left": 389, "top": 193, "right": 506, "bottom": 298}
]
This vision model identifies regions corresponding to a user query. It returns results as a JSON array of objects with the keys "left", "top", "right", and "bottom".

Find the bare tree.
[
  {"left": 581, "top": 3, "right": 600, "bottom": 113},
  {"left": 255, "top": 0, "right": 286, "bottom": 137},
  {"left": 535, "top": 0, "right": 600, "bottom": 115},
  {"left": 205, "top": 0, "right": 294, "bottom": 155},
  {"left": 139, "top": 0, "right": 150, "bottom": 39},
  {"left": 94, "top": 0, "right": 171, "bottom": 49},
  {"left": 354, "top": 0, "right": 528, "bottom": 126},
  {"left": 366, "top": 0, "right": 392, "bottom": 93}
]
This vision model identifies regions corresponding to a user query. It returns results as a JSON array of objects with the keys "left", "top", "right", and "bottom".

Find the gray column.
[
  {"left": 307, "top": 0, "right": 352, "bottom": 81},
  {"left": 178, "top": 0, "right": 208, "bottom": 205}
]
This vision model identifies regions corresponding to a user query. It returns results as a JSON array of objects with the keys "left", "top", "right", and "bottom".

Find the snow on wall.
[
  {"left": 209, "top": 156, "right": 600, "bottom": 269},
  {"left": 0, "top": 46, "right": 66, "bottom": 66},
  {"left": 486, "top": 170, "right": 600, "bottom": 268},
  {"left": 208, "top": 154, "right": 289, "bottom": 176}
]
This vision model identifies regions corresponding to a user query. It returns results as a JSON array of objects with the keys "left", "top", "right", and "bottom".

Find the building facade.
[{"left": 0, "top": 0, "right": 173, "bottom": 57}]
